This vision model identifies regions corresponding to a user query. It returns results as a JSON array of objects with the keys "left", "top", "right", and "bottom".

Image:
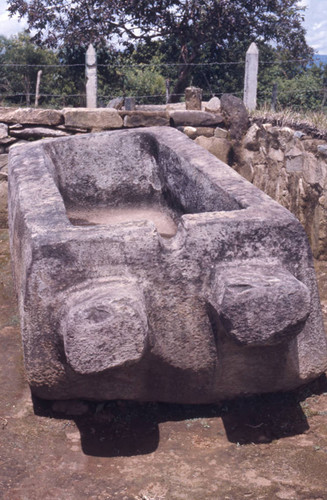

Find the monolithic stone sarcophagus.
[{"left": 8, "top": 128, "right": 327, "bottom": 402}]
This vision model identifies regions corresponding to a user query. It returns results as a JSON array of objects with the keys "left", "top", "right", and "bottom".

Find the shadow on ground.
[{"left": 32, "top": 374, "right": 327, "bottom": 457}]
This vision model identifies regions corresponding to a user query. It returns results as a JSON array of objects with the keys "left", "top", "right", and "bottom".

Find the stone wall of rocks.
[
  {"left": 231, "top": 124, "right": 327, "bottom": 259},
  {"left": 1, "top": 102, "right": 327, "bottom": 260}
]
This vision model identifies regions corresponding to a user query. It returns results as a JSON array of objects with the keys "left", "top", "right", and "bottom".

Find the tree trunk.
[
  {"left": 168, "top": 64, "right": 192, "bottom": 103},
  {"left": 168, "top": 50, "right": 198, "bottom": 103}
]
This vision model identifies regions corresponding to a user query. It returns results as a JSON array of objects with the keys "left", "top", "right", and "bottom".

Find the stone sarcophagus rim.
[{"left": 8, "top": 127, "right": 327, "bottom": 403}]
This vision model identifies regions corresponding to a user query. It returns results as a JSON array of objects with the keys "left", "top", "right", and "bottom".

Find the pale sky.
[{"left": 0, "top": 0, "right": 326, "bottom": 54}]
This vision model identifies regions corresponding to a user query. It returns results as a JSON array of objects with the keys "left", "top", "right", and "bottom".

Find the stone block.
[
  {"left": 11, "top": 127, "right": 70, "bottom": 140},
  {"left": 123, "top": 111, "right": 169, "bottom": 127},
  {"left": 243, "top": 123, "right": 260, "bottom": 151},
  {"left": 318, "top": 145, "right": 327, "bottom": 157},
  {"left": 0, "top": 180, "right": 8, "bottom": 228},
  {"left": 209, "top": 265, "right": 310, "bottom": 346},
  {"left": 8, "top": 127, "right": 327, "bottom": 403},
  {"left": 0, "top": 123, "right": 8, "bottom": 139},
  {"left": 63, "top": 108, "right": 123, "bottom": 130},
  {"left": 286, "top": 147, "right": 304, "bottom": 173},
  {"left": 204, "top": 96, "right": 221, "bottom": 113},
  {"left": 303, "top": 154, "right": 327, "bottom": 189},
  {"left": 220, "top": 94, "right": 249, "bottom": 140},
  {"left": 0, "top": 154, "right": 8, "bottom": 171},
  {"left": 124, "top": 97, "right": 136, "bottom": 111},
  {"left": 183, "top": 126, "right": 215, "bottom": 139},
  {"left": 169, "top": 110, "right": 224, "bottom": 127},
  {"left": 268, "top": 148, "right": 284, "bottom": 163},
  {"left": 185, "top": 86, "right": 202, "bottom": 110},
  {"left": 0, "top": 107, "right": 63, "bottom": 126},
  {"left": 195, "top": 136, "right": 231, "bottom": 164},
  {"left": 107, "top": 97, "right": 124, "bottom": 109},
  {"left": 0, "top": 136, "right": 15, "bottom": 146},
  {"left": 214, "top": 127, "right": 228, "bottom": 139}
]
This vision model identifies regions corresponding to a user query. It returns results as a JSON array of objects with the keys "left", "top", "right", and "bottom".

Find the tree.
[
  {"left": 0, "top": 31, "right": 59, "bottom": 105},
  {"left": 258, "top": 60, "right": 327, "bottom": 111},
  {"left": 6, "top": 0, "right": 313, "bottom": 101}
]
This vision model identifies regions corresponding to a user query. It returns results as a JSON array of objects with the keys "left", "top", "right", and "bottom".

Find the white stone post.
[
  {"left": 86, "top": 44, "right": 97, "bottom": 108},
  {"left": 35, "top": 70, "right": 42, "bottom": 108},
  {"left": 243, "top": 42, "right": 259, "bottom": 111}
]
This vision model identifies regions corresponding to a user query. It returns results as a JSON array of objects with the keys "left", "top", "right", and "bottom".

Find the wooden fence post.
[
  {"left": 86, "top": 44, "right": 97, "bottom": 108},
  {"left": 243, "top": 42, "right": 259, "bottom": 111}
]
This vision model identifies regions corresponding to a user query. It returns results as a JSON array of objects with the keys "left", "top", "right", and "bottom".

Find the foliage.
[
  {"left": 0, "top": 31, "right": 59, "bottom": 105},
  {"left": 258, "top": 60, "right": 327, "bottom": 111},
  {"left": 6, "top": 0, "right": 313, "bottom": 101}
]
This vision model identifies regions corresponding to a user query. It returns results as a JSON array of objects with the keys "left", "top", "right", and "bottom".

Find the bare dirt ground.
[{"left": 1, "top": 226, "right": 327, "bottom": 500}]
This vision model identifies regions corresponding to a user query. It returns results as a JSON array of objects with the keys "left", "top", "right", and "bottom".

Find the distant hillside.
[{"left": 314, "top": 54, "right": 327, "bottom": 65}]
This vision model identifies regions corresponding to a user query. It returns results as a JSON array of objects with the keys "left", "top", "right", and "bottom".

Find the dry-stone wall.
[
  {"left": 232, "top": 124, "right": 327, "bottom": 259},
  {"left": 1, "top": 102, "right": 327, "bottom": 260}
]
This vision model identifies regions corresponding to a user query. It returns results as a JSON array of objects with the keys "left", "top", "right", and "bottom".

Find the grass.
[{"left": 251, "top": 105, "right": 327, "bottom": 139}]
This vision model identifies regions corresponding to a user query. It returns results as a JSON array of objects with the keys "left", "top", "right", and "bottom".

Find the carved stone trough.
[{"left": 8, "top": 127, "right": 327, "bottom": 403}]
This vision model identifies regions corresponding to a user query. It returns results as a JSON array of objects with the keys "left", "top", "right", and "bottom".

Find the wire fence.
[{"left": 0, "top": 57, "right": 326, "bottom": 109}]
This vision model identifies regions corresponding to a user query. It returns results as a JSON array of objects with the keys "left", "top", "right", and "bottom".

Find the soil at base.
[{"left": 1, "top": 228, "right": 327, "bottom": 500}]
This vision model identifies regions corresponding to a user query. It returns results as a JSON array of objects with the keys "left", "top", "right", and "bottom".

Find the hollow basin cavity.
[
  {"left": 66, "top": 203, "right": 179, "bottom": 238},
  {"left": 42, "top": 129, "right": 243, "bottom": 241}
]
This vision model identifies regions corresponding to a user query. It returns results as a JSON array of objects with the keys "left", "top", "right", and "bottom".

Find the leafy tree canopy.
[
  {"left": 5, "top": 0, "right": 316, "bottom": 103},
  {"left": 6, "top": 0, "right": 313, "bottom": 100},
  {"left": 7, "top": 0, "right": 312, "bottom": 56}
]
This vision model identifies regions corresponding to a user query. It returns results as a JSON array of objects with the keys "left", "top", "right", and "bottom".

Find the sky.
[{"left": 0, "top": 0, "right": 327, "bottom": 54}]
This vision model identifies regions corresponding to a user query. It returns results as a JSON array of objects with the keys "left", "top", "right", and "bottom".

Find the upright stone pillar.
[
  {"left": 86, "top": 44, "right": 97, "bottom": 108},
  {"left": 185, "top": 87, "right": 202, "bottom": 110},
  {"left": 243, "top": 42, "right": 259, "bottom": 111}
]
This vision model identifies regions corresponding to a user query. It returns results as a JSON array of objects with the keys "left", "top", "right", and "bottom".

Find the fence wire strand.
[{"left": 0, "top": 56, "right": 326, "bottom": 107}]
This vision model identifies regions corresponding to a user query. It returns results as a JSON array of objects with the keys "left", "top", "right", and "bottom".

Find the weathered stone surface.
[
  {"left": 185, "top": 86, "right": 202, "bottom": 110},
  {"left": 195, "top": 136, "right": 231, "bottom": 164},
  {"left": 8, "top": 127, "right": 327, "bottom": 403},
  {"left": 9, "top": 123, "right": 23, "bottom": 130},
  {"left": 294, "top": 131, "right": 305, "bottom": 139},
  {"left": 183, "top": 126, "right": 215, "bottom": 139},
  {"left": 182, "top": 126, "right": 197, "bottom": 139},
  {"left": 60, "top": 278, "right": 148, "bottom": 374},
  {"left": 9, "top": 140, "right": 28, "bottom": 150},
  {"left": 303, "top": 154, "right": 326, "bottom": 189},
  {"left": 220, "top": 94, "right": 249, "bottom": 140},
  {"left": 0, "top": 123, "right": 8, "bottom": 139},
  {"left": 268, "top": 148, "right": 284, "bottom": 163},
  {"left": 107, "top": 96, "right": 124, "bottom": 109},
  {"left": 318, "top": 145, "right": 327, "bottom": 157},
  {"left": 10, "top": 127, "right": 70, "bottom": 140},
  {"left": 0, "top": 136, "right": 16, "bottom": 146},
  {"left": 243, "top": 123, "right": 261, "bottom": 151},
  {"left": 169, "top": 110, "right": 224, "bottom": 127},
  {"left": 58, "top": 124, "right": 88, "bottom": 133},
  {"left": 124, "top": 97, "right": 136, "bottom": 111},
  {"left": 214, "top": 127, "right": 228, "bottom": 139},
  {"left": 230, "top": 123, "right": 327, "bottom": 259},
  {"left": 0, "top": 107, "right": 63, "bottom": 126},
  {"left": 285, "top": 146, "right": 304, "bottom": 173},
  {"left": 123, "top": 111, "right": 169, "bottom": 128},
  {"left": 63, "top": 108, "right": 123, "bottom": 130},
  {"left": 204, "top": 96, "right": 221, "bottom": 113},
  {"left": 0, "top": 180, "right": 8, "bottom": 228},
  {"left": 0, "top": 154, "right": 8, "bottom": 171},
  {"left": 209, "top": 265, "right": 310, "bottom": 346}
]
